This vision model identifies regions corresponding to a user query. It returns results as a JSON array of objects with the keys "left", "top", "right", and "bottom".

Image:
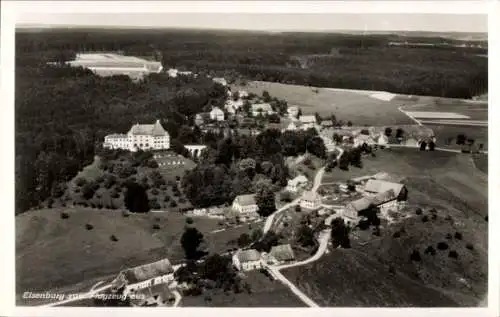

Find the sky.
[{"left": 17, "top": 13, "right": 487, "bottom": 33}]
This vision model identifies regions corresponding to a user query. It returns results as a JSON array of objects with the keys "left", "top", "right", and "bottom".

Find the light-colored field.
[
  {"left": 233, "top": 81, "right": 414, "bottom": 125},
  {"left": 409, "top": 102, "right": 488, "bottom": 121},
  {"left": 407, "top": 112, "right": 471, "bottom": 119}
]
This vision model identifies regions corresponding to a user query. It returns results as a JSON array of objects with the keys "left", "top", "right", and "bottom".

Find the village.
[{"left": 66, "top": 69, "right": 429, "bottom": 307}]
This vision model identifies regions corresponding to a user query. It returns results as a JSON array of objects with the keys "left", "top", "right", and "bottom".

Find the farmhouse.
[
  {"left": 269, "top": 244, "right": 295, "bottom": 263},
  {"left": 210, "top": 107, "right": 225, "bottom": 121},
  {"left": 103, "top": 119, "right": 170, "bottom": 152},
  {"left": 232, "top": 194, "right": 259, "bottom": 220},
  {"left": 232, "top": 249, "right": 263, "bottom": 271},
  {"left": 251, "top": 103, "right": 274, "bottom": 117},
  {"left": 300, "top": 191, "right": 322, "bottom": 210},
  {"left": 111, "top": 258, "right": 174, "bottom": 296},
  {"left": 286, "top": 175, "right": 308, "bottom": 192},
  {"left": 299, "top": 115, "right": 317, "bottom": 129},
  {"left": 364, "top": 179, "right": 407, "bottom": 199}
]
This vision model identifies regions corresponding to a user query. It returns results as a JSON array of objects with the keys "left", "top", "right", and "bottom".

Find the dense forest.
[{"left": 15, "top": 28, "right": 487, "bottom": 214}]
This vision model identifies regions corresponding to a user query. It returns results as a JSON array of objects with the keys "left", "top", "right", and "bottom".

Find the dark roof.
[{"left": 120, "top": 258, "right": 173, "bottom": 284}]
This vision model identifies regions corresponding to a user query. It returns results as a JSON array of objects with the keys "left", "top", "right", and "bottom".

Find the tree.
[
  {"left": 181, "top": 227, "right": 205, "bottom": 260},
  {"left": 296, "top": 108, "right": 302, "bottom": 119},
  {"left": 428, "top": 141, "right": 435, "bottom": 151},
  {"left": 262, "top": 90, "right": 271, "bottom": 102},
  {"left": 124, "top": 182, "right": 150, "bottom": 213},
  {"left": 255, "top": 182, "right": 276, "bottom": 217},
  {"left": 296, "top": 225, "right": 315, "bottom": 247},
  {"left": 307, "top": 137, "right": 327, "bottom": 159},
  {"left": 251, "top": 228, "right": 263, "bottom": 242},
  {"left": 237, "top": 233, "right": 251, "bottom": 247},
  {"left": 295, "top": 205, "right": 302, "bottom": 212},
  {"left": 314, "top": 112, "right": 322, "bottom": 124},
  {"left": 395, "top": 128, "right": 404, "bottom": 139},
  {"left": 419, "top": 141, "right": 427, "bottom": 151},
  {"left": 456, "top": 134, "right": 467, "bottom": 145},
  {"left": 331, "top": 217, "right": 351, "bottom": 248},
  {"left": 384, "top": 127, "right": 393, "bottom": 137},
  {"left": 347, "top": 121, "right": 353, "bottom": 127}
]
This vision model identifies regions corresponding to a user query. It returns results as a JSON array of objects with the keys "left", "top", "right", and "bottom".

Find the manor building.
[{"left": 103, "top": 119, "right": 170, "bottom": 152}]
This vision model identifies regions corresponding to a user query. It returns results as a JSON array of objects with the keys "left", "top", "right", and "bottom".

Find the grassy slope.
[
  {"left": 424, "top": 123, "right": 488, "bottom": 150},
  {"left": 15, "top": 208, "right": 220, "bottom": 293},
  {"left": 182, "top": 271, "right": 305, "bottom": 307},
  {"left": 233, "top": 81, "right": 414, "bottom": 125},
  {"left": 283, "top": 248, "right": 458, "bottom": 307}
]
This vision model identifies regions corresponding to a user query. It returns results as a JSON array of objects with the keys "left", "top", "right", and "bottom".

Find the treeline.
[{"left": 15, "top": 53, "right": 226, "bottom": 214}]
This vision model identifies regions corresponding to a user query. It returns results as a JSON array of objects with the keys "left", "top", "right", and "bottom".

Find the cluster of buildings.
[{"left": 232, "top": 243, "right": 296, "bottom": 272}]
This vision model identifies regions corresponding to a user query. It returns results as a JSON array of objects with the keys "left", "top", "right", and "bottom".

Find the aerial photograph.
[{"left": 13, "top": 9, "right": 488, "bottom": 308}]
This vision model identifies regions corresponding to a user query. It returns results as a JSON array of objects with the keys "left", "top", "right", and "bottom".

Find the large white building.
[
  {"left": 300, "top": 191, "right": 322, "bottom": 210},
  {"left": 232, "top": 194, "right": 259, "bottom": 221},
  {"left": 232, "top": 249, "right": 263, "bottom": 271},
  {"left": 210, "top": 107, "right": 225, "bottom": 121},
  {"left": 103, "top": 119, "right": 170, "bottom": 152}
]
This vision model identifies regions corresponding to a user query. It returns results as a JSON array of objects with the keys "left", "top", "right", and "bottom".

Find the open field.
[
  {"left": 282, "top": 249, "right": 459, "bottom": 307},
  {"left": 409, "top": 102, "right": 488, "bottom": 121},
  {"left": 16, "top": 208, "right": 223, "bottom": 296},
  {"left": 182, "top": 271, "right": 305, "bottom": 307},
  {"left": 233, "top": 81, "right": 414, "bottom": 126},
  {"left": 424, "top": 123, "right": 488, "bottom": 150}
]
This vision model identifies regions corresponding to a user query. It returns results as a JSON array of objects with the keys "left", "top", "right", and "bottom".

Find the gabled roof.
[
  {"left": 321, "top": 120, "right": 333, "bottom": 126},
  {"left": 105, "top": 134, "right": 128, "bottom": 139},
  {"left": 270, "top": 244, "right": 295, "bottom": 261},
  {"left": 347, "top": 197, "right": 373, "bottom": 212},
  {"left": 128, "top": 120, "right": 168, "bottom": 136},
  {"left": 130, "top": 283, "right": 171, "bottom": 306},
  {"left": 299, "top": 115, "right": 316, "bottom": 123},
  {"left": 210, "top": 107, "right": 224, "bottom": 114},
  {"left": 364, "top": 179, "right": 405, "bottom": 197},
  {"left": 119, "top": 258, "right": 173, "bottom": 284},
  {"left": 251, "top": 103, "right": 273, "bottom": 112},
  {"left": 237, "top": 249, "right": 261, "bottom": 263},
  {"left": 233, "top": 194, "right": 257, "bottom": 206},
  {"left": 302, "top": 191, "right": 320, "bottom": 202}
]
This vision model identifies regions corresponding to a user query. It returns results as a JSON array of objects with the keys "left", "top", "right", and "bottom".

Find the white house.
[
  {"left": 232, "top": 194, "right": 259, "bottom": 220},
  {"left": 225, "top": 99, "right": 244, "bottom": 114},
  {"left": 251, "top": 103, "right": 274, "bottom": 117},
  {"left": 167, "top": 68, "right": 178, "bottom": 78},
  {"left": 238, "top": 90, "right": 249, "bottom": 98},
  {"left": 103, "top": 119, "right": 170, "bottom": 152},
  {"left": 213, "top": 77, "right": 228, "bottom": 86},
  {"left": 299, "top": 115, "right": 317, "bottom": 129},
  {"left": 210, "top": 107, "right": 225, "bottom": 121},
  {"left": 232, "top": 249, "right": 263, "bottom": 271},
  {"left": 286, "top": 175, "right": 308, "bottom": 192},
  {"left": 300, "top": 191, "right": 322, "bottom": 210},
  {"left": 287, "top": 106, "right": 299, "bottom": 118},
  {"left": 111, "top": 258, "right": 175, "bottom": 297}
]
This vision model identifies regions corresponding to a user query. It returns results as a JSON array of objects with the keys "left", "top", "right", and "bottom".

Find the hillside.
[{"left": 15, "top": 208, "right": 220, "bottom": 294}]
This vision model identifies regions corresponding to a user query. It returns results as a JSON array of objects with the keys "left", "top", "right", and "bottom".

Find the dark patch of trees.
[
  {"left": 124, "top": 182, "right": 150, "bottom": 213},
  {"left": 181, "top": 227, "right": 206, "bottom": 260},
  {"left": 331, "top": 217, "right": 351, "bottom": 248}
]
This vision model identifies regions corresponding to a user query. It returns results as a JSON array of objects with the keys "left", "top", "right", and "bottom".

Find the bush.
[
  {"left": 466, "top": 243, "right": 474, "bottom": 250},
  {"left": 454, "top": 232, "right": 463, "bottom": 240},
  {"left": 186, "top": 217, "right": 194, "bottom": 224},
  {"left": 75, "top": 177, "right": 87, "bottom": 187},
  {"left": 152, "top": 224, "right": 161, "bottom": 230},
  {"left": 85, "top": 224, "right": 94, "bottom": 230},
  {"left": 164, "top": 195, "right": 171, "bottom": 202},
  {"left": 176, "top": 176, "right": 181, "bottom": 181},
  {"left": 421, "top": 215, "right": 429, "bottom": 222},
  {"left": 446, "top": 233, "right": 452, "bottom": 240},
  {"left": 424, "top": 245, "right": 436, "bottom": 256},
  {"left": 448, "top": 250, "right": 459, "bottom": 259},
  {"left": 431, "top": 214, "right": 437, "bottom": 220},
  {"left": 410, "top": 250, "right": 421, "bottom": 262},
  {"left": 60, "top": 212, "right": 69, "bottom": 219},
  {"left": 170, "top": 200, "right": 178, "bottom": 208},
  {"left": 415, "top": 208, "right": 423, "bottom": 215},
  {"left": 110, "top": 235, "right": 118, "bottom": 242},
  {"left": 179, "top": 198, "right": 187, "bottom": 204},
  {"left": 437, "top": 242, "right": 449, "bottom": 250},
  {"left": 392, "top": 231, "right": 401, "bottom": 238}
]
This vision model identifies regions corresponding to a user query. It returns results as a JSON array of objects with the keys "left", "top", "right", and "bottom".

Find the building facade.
[
  {"left": 232, "top": 194, "right": 259, "bottom": 220},
  {"left": 232, "top": 249, "right": 263, "bottom": 271},
  {"left": 103, "top": 120, "right": 170, "bottom": 152},
  {"left": 210, "top": 107, "right": 225, "bottom": 121},
  {"left": 300, "top": 191, "right": 322, "bottom": 210}
]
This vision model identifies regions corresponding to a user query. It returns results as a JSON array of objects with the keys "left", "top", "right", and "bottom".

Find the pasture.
[
  {"left": 233, "top": 81, "right": 414, "bottom": 126},
  {"left": 425, "top": 123, "right": 488, "bottom": 150},
  {"left": 409, "top": 101, "right": 488, "bottom": 121}
]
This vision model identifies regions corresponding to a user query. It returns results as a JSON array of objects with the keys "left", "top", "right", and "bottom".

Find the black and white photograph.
[{"left": 1, "top": 1, "right": 498, "bottom": 315}]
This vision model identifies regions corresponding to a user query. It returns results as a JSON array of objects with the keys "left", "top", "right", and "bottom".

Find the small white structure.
[
  {"left": 210, "top": 107, "right": 225, "bottom": 121},
  {"left": 111, "top": 258, "right": 175, "bottom": 297},
  {"left": 287, "top": 106, "right": 299, "bottom": 118},
  {"left": 251, "top": 103, "right": 274, "bottom": 117},
  {"left": 377, "top": 134, "right": 389, "bottom": 146},
  {"left": 103, "top": 119, "right": 170, "bottom": 152},
  {"left": 320, "top": 135, "right": 337, "bottom": 153},
  {"left": 167, "top": 68, "right": 178, "bottom": 78},
  {"left": 232, "top": 249, "right": 263, "bottom": 271},
  {"left": 286, "top": 175, "right": 308, "bottom": 192},
  {"left": 300, "top": 191, "right": 322, "bottom": 210},
  {"left": 232, "top": 194, "right": 259, "bottom": 220},
  {"left": 184, "top": 144, "right": 207, "bottom": 158},
  {"left": 238, "top": 90, "right": 249, "bottom": 98},
  {"left": 299, "top": 115, "right": 317, "bottom": 129},
  {"left": 225, "top": 99, "right": 244, "bottom": 114},
  {"left": 285, "top": 121, "right": 299, "bottom": 131},
  {"left": 354, "top": 134, "right": 375, "bottom": 148},
  {"left": 213, "top": 77, "right": 228, "bottom": 86}
]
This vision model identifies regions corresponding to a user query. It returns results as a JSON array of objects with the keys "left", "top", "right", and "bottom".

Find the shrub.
[
  {"left": 410, "top": 250, "right": 421, "bottom": 262},
  {"left": 170, "top": 200, "right": 178, "bottom": 208},
  {"left": 446, "top": 233, "right": 452, "bottom": 240},
  {"left": 164, "top": 195, "right": 171, "bottom": 202},
  {"left": 176, "top": 176, "right": 181, "bottom": 181},
  {"left": 466, "top": 243, "right": 474, "bottom": 250},
  {"left": 110, "top": 235, "right": 118, "bottom": 242},
  {"left": 454, "top": 232, "right": 463, "bottom": 240},
  {"left": 152, "top": 224, "right": 161, "bottom": 230},
  {"left": 75, "top": 177, "right": 87, "bottom": 187},
  {"left": 415, "top": 208, "right": 423, "bottom": 215},
  {"left": 431, "top": 214, "right": 437, "bottom": 220},
  {"left": 60, "top": 212, "right": 69, "bottom": 219},
  {"left": 448, "top": 250, "right": 459, "bottom": 259},
  {"left": 437, "top": 242, "right": 449, "bottom": 250},
  {"left": 392, "top": 231, "right": 401, "bottom": 238},
  {"left": 424, "top": 245, "right": 436, "bottom": 256},
  {"left": 179, "top": 198, "right": 187, "bottom": 204},
  {"left": 85, "top": 224, "right": 94, "bottom": 230},
  {"left": 421, "top": 215, "right": 429, "bottom": 223},
  {"left": 429, "top": 208, "right": 437, "bottom": 214},
  {"left": 186, "top": 217, "right": 194, "bottom": 224},
  {"left": 74, "top": 187, "right": 81, "bottom": 193}
]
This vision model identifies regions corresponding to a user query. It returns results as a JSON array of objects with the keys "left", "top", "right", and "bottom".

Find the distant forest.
[{"left": 15, "top": 29, "right": 487, "bottom": 214}]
